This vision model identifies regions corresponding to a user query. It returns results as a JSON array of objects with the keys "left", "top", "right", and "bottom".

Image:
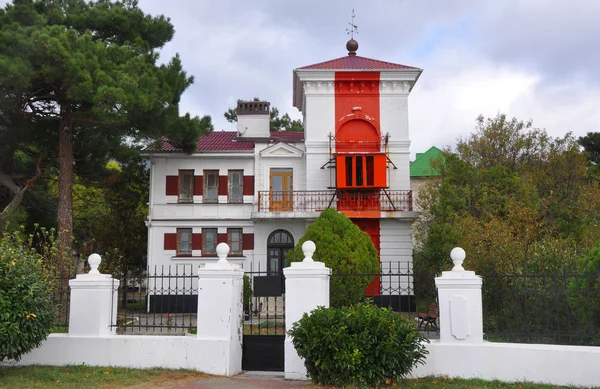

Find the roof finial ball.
[
  {"left": 345, "top": 9, "right": 359, "bottom": 56},
  {"left": 346, "top": 39, "right": 359, "bottom": 56}
]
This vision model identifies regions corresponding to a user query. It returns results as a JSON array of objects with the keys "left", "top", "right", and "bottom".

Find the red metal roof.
[
  {"left": 144, "top": 131, "right": 304, "bottom": 153},
  {"left": 270, "top": 131, "right": 304, "bottom": 142},
  {"left": 198, "top": 131, "right": 254, "bottom": 151},
  {"left": 297, "top": 55, "right": 418, "bottom": 70}
]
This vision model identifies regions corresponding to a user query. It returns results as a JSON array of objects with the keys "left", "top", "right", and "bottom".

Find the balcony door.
[
  {"left": 270, "top": 168, "right": 293, "bottom": 211},
  {"left": 267, "top": 229, "right": 294, "bottom": 289}
]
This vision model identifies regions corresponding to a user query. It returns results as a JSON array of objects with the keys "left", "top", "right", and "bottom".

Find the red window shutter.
[
  {"left": 336, "top": 155, "right": 347, "bottom": 188},
  {"left": 243, "top": 176, "right": 255, "bottom": 196},
  {"left": 192, "top": 233, "right": 202, "bottom": 250},
  {"left": 218, "top": 176, "right": 228, "bottom": 196},
  {"left": 164, "top": 233, "right": 177, "bottom": 250},
  {"left": 243, "top": 233, "right": 254, "bottom": 250},
  {"left": 218, "top": 233, "right": 227, "bottom": 244},
  {"left": 194, "top": 176, "right": 203, "bottom": 196},
  {"left": 166, "top": 176, "right": 179, "bottom": 196},
  {"left": 374, "top": 154, "right": 387, "bottom": 187}
]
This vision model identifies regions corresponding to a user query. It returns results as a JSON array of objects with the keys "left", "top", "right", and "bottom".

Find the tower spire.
[{"left": 345, "top": 9, "right": 359, "bottom": 56}]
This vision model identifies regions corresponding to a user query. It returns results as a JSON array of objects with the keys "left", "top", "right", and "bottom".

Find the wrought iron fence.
[
  {"left": 110, "top": 265, "right": 199, "bottom": 334},
  {"left": 481, "top": 268, "right": 600, "bottom": 346},
  {"left": 331, "top": 262, "right": 439, "bottom": 338},
  {"left": 243, "top": 263, "right": 286, "bottom": 337},
  {"left": 49, "top": 269, "right": 77, "bottom": 333}
]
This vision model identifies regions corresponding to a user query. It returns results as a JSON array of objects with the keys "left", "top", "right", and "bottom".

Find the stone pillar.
[
  {"left": 196, "top": 243, "right": 244, "bottom": 376},
  {"left": 283, "top": 241, "right": 331, "bottom": 380},
  {"left": 435, "top": 247, "right": 483, "bottom": 344},
  {"left": 68, "top": 254, "right": 120, "bottom": 336}
]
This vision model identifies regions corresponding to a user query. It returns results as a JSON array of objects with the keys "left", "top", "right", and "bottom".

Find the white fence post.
[
  {"left": 283, "top": 241, "right": 331, "bottom": 380},
  {"left": 68, "top": 253, "right": 119, "bottom": 336},
  {"left": 434, "top": 247, "right": 483, "bottom": 344},
  {"left": 196, "top": 243, "right": 244, "bottom": 376}
]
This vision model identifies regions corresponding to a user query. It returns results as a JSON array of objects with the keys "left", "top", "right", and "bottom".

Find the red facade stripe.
[
  {"left": 194, "top": 176, "right": 203, "bottom": 196},
  {"left": 217, "top": 233, "right": 227, "bottom": 244},
  {"left": 164, "top": 233, "right": 177, "bottom": 250},
  {"left": 218, "top": 176, "right": 228, "bottom": 196},
  {"left": 165, "top": 176, "right": 178, "bottom": 196},
  {"left": 192, "top": 233, "right": 202, "bottom": 250},
  {"left": 243, "top": 233, "right": 254, "bottom": 250},
  {"left": 243, "top": 176, "right": 254, "bottom": 196}
]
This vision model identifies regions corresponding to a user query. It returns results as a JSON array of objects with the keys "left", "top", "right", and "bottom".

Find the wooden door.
[
  {"left": 270, "top": 168, "right": 293, "bottom": 211},
  {"left": 353, "top": 219, "right": 381, "bottom": 296}
]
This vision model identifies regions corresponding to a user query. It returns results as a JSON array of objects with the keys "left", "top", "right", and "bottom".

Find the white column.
[
  {"left": 283, "top": 241, "right": 331, "bottom": 380},
  {"left": 435, "top": 248, "right": 483, "bottom": 344},
  {"left": 68, "top": 254, "right": 119, "bottom": 336},
  {"left": 196, "top": 243, "right": 244, "bottom": 376}
]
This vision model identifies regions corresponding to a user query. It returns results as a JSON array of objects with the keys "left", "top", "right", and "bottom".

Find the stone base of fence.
[
  {"left": 6, "top": 333, "right": 237, "bottom": 376},
  {"left": 411, "top": 340, "right": 600, "bottom": 388}
]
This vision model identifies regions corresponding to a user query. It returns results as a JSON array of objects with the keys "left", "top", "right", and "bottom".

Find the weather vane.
[{"left": 346, "top": 9, "right": 358, "bottom": 39}]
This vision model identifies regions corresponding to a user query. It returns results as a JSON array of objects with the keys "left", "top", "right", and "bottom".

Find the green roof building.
[{"left": 410, "top": 146, "right": 443, "bottom": 178}]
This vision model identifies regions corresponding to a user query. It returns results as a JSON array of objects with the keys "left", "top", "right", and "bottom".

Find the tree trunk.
[{"left": 57, "top": 104, "right": 74, "bottom": 274}]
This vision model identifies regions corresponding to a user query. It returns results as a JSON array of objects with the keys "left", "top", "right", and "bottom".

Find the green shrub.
[
  {"left": 0, "top": 237, "right": 56, "bottom": 361},
  {"left": 289, "top": 302, "right": 428, "bottom": 387},
  {"left": 243, "top": 274, "right": 252, "bottom": 311},
  {"left": 568, "top": 241, "right": 600, "bottom": 338},
  {"left": 285, "top": 209, "right": 378, "bottom": 307}
]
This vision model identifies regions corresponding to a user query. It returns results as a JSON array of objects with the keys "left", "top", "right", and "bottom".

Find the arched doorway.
[{"left": 267, "top": 229, "right": 294, "bottom": 275}]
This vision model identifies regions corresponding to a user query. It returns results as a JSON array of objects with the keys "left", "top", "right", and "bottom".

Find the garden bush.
[
  {"left": 0, "top": 236, "right": 56, "bottom": 361},
  {"left": 289, "top": 302, "right": 428, "bottom": 387},
  {"left": 285, "top": 208, "right": 378, "bottom": 307}
]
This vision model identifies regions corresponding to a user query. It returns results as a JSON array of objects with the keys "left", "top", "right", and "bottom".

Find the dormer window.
[{"left": 336, "top": 154, "right": 386, "bottom": 189}]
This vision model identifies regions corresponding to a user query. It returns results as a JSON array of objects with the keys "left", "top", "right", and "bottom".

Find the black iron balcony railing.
[{"left": 257, "top": 190, "right": 412, "bottom": 213}]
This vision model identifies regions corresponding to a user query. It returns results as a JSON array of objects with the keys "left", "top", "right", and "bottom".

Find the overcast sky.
[{"left": 4, "top": 0, "right": 600, "bottom": 158}]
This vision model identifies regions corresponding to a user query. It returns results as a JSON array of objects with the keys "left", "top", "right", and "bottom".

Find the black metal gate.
[{"left": 242, "top": 270, "right": 285, "bottom": 371}]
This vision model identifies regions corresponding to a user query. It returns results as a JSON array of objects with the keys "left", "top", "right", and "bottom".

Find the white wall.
[
  {"left": 412, "top": 341, "right": 600, "bottom": 388},
  {"left": 237, "top": 114, "right": 270, "bottom": 138},
  {"left": 303, "top": 78, "right": 335, "bottom": 191},
  {"left": 6, "top": 334, "right": 237, "bottom": 376},
  {"left": 150, "top": 155, "right": 255, "bottom": 209}
]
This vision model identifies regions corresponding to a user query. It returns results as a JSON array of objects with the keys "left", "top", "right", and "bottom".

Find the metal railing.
[
  {"left": 330, "top": 262, "right": 439, "bottom": 338},
  {"left": 110, "top": 265, "right": 199, "bottom": 334},
  {"left": 257, "top": 190, "right": 412, "bottom": 212},
  {"left": 481, "top": 268, "right": 600, "bottom": 346}
]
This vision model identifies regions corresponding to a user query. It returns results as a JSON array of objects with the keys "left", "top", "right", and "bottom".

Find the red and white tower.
[{"left": 293, "top": 38, "right": 421, "bottom": 300}]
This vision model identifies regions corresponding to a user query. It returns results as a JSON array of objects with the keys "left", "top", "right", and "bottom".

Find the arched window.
[{"left": 267, "top": 230, "right": 294, "bottom": 274}]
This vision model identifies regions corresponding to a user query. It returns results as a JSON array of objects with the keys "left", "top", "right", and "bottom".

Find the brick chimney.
[{"left": 236, "top": 101, "right": 270, "bottom": 138}]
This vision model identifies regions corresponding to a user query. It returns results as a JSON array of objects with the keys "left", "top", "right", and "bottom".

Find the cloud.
[{"left": 2, "top": 0, "right": 598, "bottom": 158}]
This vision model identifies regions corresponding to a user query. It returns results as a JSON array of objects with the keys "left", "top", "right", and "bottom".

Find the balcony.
[{"left": 254, "top": 190, "right": 414, "bottom": 219}]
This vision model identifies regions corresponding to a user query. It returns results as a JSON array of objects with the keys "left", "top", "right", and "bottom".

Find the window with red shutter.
[
  {"left": 227, "top": 228, "right": 243, "bottom": 256},
  {"left": 166, "top": 176, "right": 178, "bottom": 196}
]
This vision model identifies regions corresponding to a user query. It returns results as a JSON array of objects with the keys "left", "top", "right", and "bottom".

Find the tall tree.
[
  {"left": 415, "top": 114, "right": 600, "bottom": 274},
  {"left": 224, "top": 98, "right": 303, "bottom": 132},
  {"left": 579, "top": 132, "right": 600, "bottom": 165},
  {"left": 0, "top": 0, "right": 211, "bottom": 265}
]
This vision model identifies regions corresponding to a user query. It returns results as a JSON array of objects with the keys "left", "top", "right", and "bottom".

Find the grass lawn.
[
  {"left": 391, "top": 377, "right": 596, "bottom": 388},
  {"left": 0, "top": 366, "right": 596, "bottom": 389},
  {"left": 0, "top": 365, "right": 207, "bottom": 389}
]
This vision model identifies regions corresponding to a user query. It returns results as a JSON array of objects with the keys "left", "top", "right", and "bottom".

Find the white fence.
[{"left": 5, "top": 245, "right": 600, "bottom": 387}]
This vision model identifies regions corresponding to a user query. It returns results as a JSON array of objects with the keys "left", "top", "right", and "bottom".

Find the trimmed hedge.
[
  {"left": 289, "top": 302, "right": 428, "bottom": 387},
  {"left": 285, "top": 208, "right": 378, "bottom": 307}
]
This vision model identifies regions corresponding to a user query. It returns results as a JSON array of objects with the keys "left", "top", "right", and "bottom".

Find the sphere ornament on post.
[
  {"left": 216, "top": 242, "right": 230, "bottom": 266},
  {"left": 450, "top": 247, "right": 466, "bottom": 271},
  {"left": 88, "top": 253, "right": 102, "bottom": 274},
  {"left": 288, "top": 240, "right": 325, "bottom": 269},
  {"left": 302, "top": 240, "right": 316, "bottom": 262},
  {"left": 441, "top": 247, "right": 475, "bottom": 278}
]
